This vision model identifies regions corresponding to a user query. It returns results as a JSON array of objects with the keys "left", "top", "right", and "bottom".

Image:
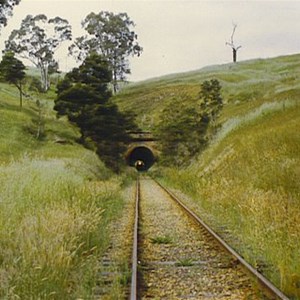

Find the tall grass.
[
  {"left": 0, "top": 155, "right": 124, "bottom": 299},
  {"left": 0, "top": 80, "right": 127, "bottom": 298},
  {"left": 160, "top": 105, "right": 300, "bottom": 299},
  {"left": 115, "top": 53, "right": 300, "bottom": 298},
  {"left": 213, "top": 98, "right": 299, "bottom": 147}
]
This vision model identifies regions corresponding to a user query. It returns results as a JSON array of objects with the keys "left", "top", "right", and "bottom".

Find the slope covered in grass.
[
  {"left": 114, "top": 54, "right": 300, "bottom": 299},
  {"left": 0, "top": 82, "right": 128, "bottom": 298},
  {"left": 162, "top": 105, "right": 300, "bottom": 299},
  {"left": 114, "top": 53, "right": 300, "bottom": 131}
]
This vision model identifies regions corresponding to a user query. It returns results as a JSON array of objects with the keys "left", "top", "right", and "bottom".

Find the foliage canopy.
[
  {"left": 0, "top": 0, "right": 20, "bottom": 29},
  {"left": 54, "top": 53, "right": 137, "bottom": 171},
  {"left": 0, "top": 51, "right": 26, "bottom": 108},
  {"left": 5, "top": 14, "right": 72, "bottom": 92},
  {"left": 69, "top": 11, "right": 142, "bottom": 93},
  {"left": 157, "top": 79, "right": 223, "bottom": 166}
]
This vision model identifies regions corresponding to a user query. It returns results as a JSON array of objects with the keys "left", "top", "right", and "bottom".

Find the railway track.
[{"left": 130, "top": 176, "right": 289, "bottom": 300}]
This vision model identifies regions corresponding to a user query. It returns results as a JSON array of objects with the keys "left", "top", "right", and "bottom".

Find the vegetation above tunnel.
[{"left": 156, "top": 79, "right": 223, "bottom": 166}]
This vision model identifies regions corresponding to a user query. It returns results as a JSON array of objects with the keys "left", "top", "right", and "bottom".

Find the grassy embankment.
[
  {"left": 0, "top": 81, "right": 129, "bottom": 299},
  {"left": 114, "top": 54, "right": 300, "bottom": 299}
]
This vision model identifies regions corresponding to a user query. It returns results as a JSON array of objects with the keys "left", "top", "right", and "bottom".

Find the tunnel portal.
[{"left": 126, "top": 146, "right": 155, "bottom": 171}]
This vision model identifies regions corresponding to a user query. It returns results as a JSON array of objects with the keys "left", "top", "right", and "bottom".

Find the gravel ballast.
[{"left": 139, "top": 177, "right": 271, "bottom": 299}]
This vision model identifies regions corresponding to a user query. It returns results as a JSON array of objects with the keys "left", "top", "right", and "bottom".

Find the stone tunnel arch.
[{"left": 125, "top": 145, "right": 155, "bottom": 171}]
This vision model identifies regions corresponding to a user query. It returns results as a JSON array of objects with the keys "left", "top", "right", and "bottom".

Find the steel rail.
[
  {"left": 129, "top": 176, "right": 139, "bottom": 300},
  {"left": 155, "top": 179, "right": 290, "bottom": 300}
]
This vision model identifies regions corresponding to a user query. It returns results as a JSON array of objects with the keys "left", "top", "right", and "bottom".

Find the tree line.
[
  {"left": 54, "top": 52, "right": 138, "bottom": 171},
  {"left": 0, "top": 1, "right": 225, "bottom": 172},
  {"left": 1, "top": 9, "right": 142, "bottom": 93},
  {"left": 0, "top": 50, "right": 139, "bottom": 172},
  {"left": 0, "top": 4, "right": 142, "bottom": 172}
]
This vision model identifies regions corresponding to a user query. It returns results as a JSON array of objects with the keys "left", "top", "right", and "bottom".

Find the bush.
[{"left": 156, "top": 79, "right": 223, "bottom": 166}]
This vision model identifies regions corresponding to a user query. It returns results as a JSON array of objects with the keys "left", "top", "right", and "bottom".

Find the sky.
[{"left": 1, "top": 0, "right": 300, "bottom": 82}]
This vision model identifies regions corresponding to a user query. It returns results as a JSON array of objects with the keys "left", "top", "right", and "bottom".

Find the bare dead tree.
[{"left": 226, "top": 23, "right": 242, "bottom": 63}]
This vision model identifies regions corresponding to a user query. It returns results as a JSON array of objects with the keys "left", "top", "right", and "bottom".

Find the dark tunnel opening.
[{"left": 127, "top": 146, "right": 155, "bottom": 171}]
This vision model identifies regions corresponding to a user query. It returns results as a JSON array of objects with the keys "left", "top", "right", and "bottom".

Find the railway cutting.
[{"left": 130, "top": 176, "right": 289, "bottom": 300}]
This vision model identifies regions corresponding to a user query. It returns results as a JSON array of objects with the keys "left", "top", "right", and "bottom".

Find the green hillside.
[
  {"left": 114, "top": 53, "right": 300, "bottom": 130},
  {"left": 114, "top": 54, "right": 300, "bottom": 299},
  {"left": 0, "top": 81, "right": 128, "bottom": 298},
  {"left": 1, "top": 53, "right": 299, "bottom": 298}
]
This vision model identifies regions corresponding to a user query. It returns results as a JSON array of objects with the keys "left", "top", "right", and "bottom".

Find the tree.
[
  {"left": 0, "top": 51, "right": 26, "bottom": 108},
  {"left": 4, "top": 14, "right": 72, "bottom": 92},
  {"left": 157, "top": 98, "right": 207, "bottom": 166},
  {"left": 69, "top": 11, "right": 142, "bottom": 93},
  {"left": 89, "top": 102, "right": 137, "bottom": 171},
  {"left": 199, "top": 79, "right": 223, "bottom": 126},
  {"left": 226, "top": 23, "right": 241, "bottom": 63},
  {"left": 157, "top": 80, "right": 223, "bottom": 166},
  {"left": 54, "top": 53, "right": 137, "bottom": 171},
  {"left": 0, "top": 0, "right": 21, "bottom": 30},
  {"left": 54, "top": 54, "right": 112, "bottom": 142}
]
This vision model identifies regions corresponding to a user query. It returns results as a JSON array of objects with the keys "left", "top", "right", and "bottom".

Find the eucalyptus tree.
[
  {"left": 0, "top": 51, "right": 26, "bottom": 108},
  {"left": 4, "top": 14, "right": 72, "bottom": 91},
  {"left": 69, "top": 11, "right": 142, "bottom": 93},
  {"left": 0, "top": 0, "right": 21, "bottom": 30}
]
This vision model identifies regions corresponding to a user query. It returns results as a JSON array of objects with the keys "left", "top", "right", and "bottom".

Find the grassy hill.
[
  {"left": 1, "top": 53, "right": 299, "bottom": 298},
  {"left": 0, "top": 81, "right": 128, "bottom": 298},
  {"left": 114, "top": 54, "right": 300, "bottom": 299},
  {"left": 114, "top": 53, "right": 300, "bottom": 130}
]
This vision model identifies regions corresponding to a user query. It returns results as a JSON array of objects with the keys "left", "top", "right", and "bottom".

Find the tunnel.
[{"left": 126, "top": 146, "right": 155, "bottom": 171}]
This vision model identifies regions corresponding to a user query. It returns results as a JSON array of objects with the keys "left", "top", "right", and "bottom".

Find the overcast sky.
[{"left": 1, "top": 0, "right": 300, "bottom": 82}]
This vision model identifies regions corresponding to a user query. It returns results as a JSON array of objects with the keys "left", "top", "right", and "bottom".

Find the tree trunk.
[
  {"left": 233, "top": 48, "right": 237, "bottom": 63},
  {"left": 18, "top": 83, "right": 22, "bottom": 109},
  {"left": 112, "top": 53, "right": 118, "bottom": 94},
  {"left": 36, "top": 100, "right": 44, "bottom": 139},
  {"left": 45, "top": 65, "right": 50, "bottom": 91},
  {"left": 40, "top": 65, "right": 49, "bottom": 92},
  {"left": 113, "top": 68, "right": 118, "bottom": 94}
]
